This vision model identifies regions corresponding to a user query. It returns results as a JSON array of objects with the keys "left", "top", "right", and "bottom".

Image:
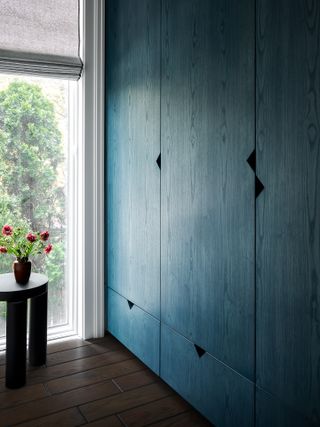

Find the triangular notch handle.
[
  {"left": 246, "top": 149, "right": 256, "bottom": 172},
  {"left": 255, "top": 176, "right": 265, "bottom": 198},
  {"left": 127, "top": 300, "right": 134, "bottom": 309},
  {"left": 194, "top": 344, "right": 206, "bottom": 358},
  {"left": 246, "top": 149, "right": 265, "bottom": 198},
  {"left": 156, "top": 153, "right": 161, "bottom": 169}
]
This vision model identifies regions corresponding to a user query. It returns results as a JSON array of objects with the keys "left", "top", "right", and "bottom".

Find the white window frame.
[
  {"left": 0, "top": 0, "right": 105, "bottom": 348},
  {"left": 79, "top": 0, "right": 105, "bottom": 339},
  {"left": 48, "top": 0, "right": 105, "bottom": 341}
]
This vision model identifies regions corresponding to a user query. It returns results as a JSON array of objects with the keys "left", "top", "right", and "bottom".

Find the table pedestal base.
[
  {"left": 29, "top": 291, "right": 48, "bottom": 366},
  {"left": 6, "top": 301, "right": 27, "bottom": 389}
]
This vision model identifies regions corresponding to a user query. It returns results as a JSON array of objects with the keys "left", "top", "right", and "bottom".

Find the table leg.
[
  {"left": 29, "top": 290, "right": 48, "bottom": 366},
  {"left": 6, "top": 300, "right": 27, "bottom": 389}
]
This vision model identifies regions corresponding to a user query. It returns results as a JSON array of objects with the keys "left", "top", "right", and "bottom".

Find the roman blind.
[{"left": 0, "top": 0, "right": 82, "bottom": 79}]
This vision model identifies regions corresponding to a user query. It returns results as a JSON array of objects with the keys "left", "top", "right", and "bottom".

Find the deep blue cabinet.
[
  {"left": 107, "top": 0, "right": 160, "bottom": 318},
  {"left": 161, "top": 0, "right": 255, "bottom": 380},
  {"left": 256, "top": 0, "right": 320, "bottom": 425},
  {"left": 107, "top": 288, "right": 160, "bottom": 373},
  {"left": 161, "top": 324, "right": 254, "bottom": 427},
  {"left": 107, "top": 0, "right": 320, "bottom": 426},
  {"left": 255, "top": 388, "right": 315, "bottom": 427}
]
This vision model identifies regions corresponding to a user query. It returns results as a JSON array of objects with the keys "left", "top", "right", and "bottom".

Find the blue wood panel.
[
  {"left": 161, "top": 0, "right": 255, "bottom": 379},
  {"left": 256, "top": 0, "right": 320, "bottom": 423},
  {"left": 160, "top": 324, "right": 254, "bottom": 427},
  {"left": 107, "top": 0, "right": 160, "bottom": 318},
  {"left": 107, "top": 288, "right": 159, "bottom": 374},
  {"left": 256, "top": 388, "right": 316, "bottom": 427}
]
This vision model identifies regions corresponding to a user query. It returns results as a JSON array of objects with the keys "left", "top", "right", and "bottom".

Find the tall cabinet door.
[
  {"left": 256, "top": 0, "right": 320, "bottom": 425},
  {"left": 107, "top": 0, "right": 160, "bottom": 318},
  {"left": 161, "top": 0, "right": 255, "bottom": 379}
]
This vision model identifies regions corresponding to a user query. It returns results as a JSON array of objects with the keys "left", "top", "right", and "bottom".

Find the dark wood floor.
[{"left": 0, "top": 333, "right": 212, "bottom": 426}]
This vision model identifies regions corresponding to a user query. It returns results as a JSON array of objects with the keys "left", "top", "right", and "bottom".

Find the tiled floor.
[{"left": 0, "top": 334, "right": 212, "bottom": 426}]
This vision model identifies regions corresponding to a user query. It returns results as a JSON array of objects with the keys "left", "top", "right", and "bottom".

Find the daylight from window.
[{"left": 0, "top": 74, "right": 74, "bottom": 338}]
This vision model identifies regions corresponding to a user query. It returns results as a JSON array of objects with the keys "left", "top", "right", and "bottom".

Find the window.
[
  {"left": 0, "top": 0, "right": 105, "bottom": 343},
  {"left": 0, "top": 74, "right": 80, "bottom": 340}
]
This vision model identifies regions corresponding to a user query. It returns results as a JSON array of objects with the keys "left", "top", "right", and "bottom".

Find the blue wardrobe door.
[{"left": 107, "top": 288, "right": 160, "bottom": 374}]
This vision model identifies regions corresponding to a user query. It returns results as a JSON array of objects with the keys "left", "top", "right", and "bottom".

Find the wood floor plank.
[
  {"left": 46, "top": 345, "right": 103, "bottom": 367},
  {"left": 79, "top": 382, "right": 173, "bottom": 422},
  {"left": 28, "top": 350, "right": 133, "bottom": 384},
  {"left": 85, "top": 415, "right": 124, "bottom": 427},
  {"left": 16, "top": 407, "right": 87, "bottom": 427},
  {"left": 0, "top": 379, "right": 120, "bottom": 425},
  {"left": 113, "top": 369, "right": 159, "bottom": 392},
  {"left": 118, "top": 395, "right": 190, "bottom": 426},
  {"left": 47, "top": 338, "right": 90, "bottom": 354},
  {"left": 0, "top": 383, "right": 49, "bottom": 410},
  {"left": 46, "top": 358, "right": 145, "bottom": 394},
  {"left": 148, "top": 411, "right": 213, "bottom": 426}
]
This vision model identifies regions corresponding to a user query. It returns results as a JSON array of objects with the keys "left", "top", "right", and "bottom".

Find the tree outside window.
[{"left": 0, "top": 76, "right": 69, "bottom": 336}]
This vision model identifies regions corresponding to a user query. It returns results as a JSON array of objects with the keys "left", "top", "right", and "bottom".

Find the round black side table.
[{"left": 0, "top": 273, "right": 48, "bottom": 389}]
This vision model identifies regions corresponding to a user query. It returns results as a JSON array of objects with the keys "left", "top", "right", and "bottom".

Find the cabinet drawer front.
[
  {"left": 256, "top": 388, "right": 315, "bottom": 427},
  {"left": 160, "top": 324, "right": 254, "bottom": 427},
  {"left": 107, "top": 288, "right": 159, "bottom": 374}
]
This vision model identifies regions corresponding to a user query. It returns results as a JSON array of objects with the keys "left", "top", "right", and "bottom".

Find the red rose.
[
  {"left": 26, "top": 233, "right": 37, "bottom": 243},
  {"left": 44, "top": 244, "right": 53, "bottom": 254},
  {"left": 2, "top": 224, "right": 13, "bottom": 236},
  {"left": 0, "top": 246, "right": 7, "bottom": 253},
  {"left": 40, "top": 231, "right": 49, "bottom": 241}
]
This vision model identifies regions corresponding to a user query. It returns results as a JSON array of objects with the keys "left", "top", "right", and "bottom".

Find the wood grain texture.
[
  {"left": 46, "top": 358, "right": 145, "bottom": 394},
  {"left": 148, "top": 411, "right": 212, "bottom": 427},
  {"left": 85, "top": 416, "right": 124, "bottom": 427},
  {"left": 118, "top": 395, "right": 189, "bottom": 426},
  {"left": 108, "top": 288, "right": 160, "bottom": 373},
  {"left": 0, "top": 380, "right": 120, "bottom": 425},
  {"left": 256, "top": 0, "right": 320, "bottom": 424},
  {"left": 161, "top": 0, "right": 255, "bottom": 379},
  {"left": 79, "top": 382, "right": 172, "bottom": 423},
  {"left": 16, "top": 408, "right": 86, "bottom": 427},
  {"left": 160, "top": 324, "right": 254, "bottom": 427},
  {"left": 107, "top": 0, "right": 160, "bottom": 318},
  {"left": 255, "top": 387, "right": 316, "bottom": 427},
  {"left": 113, "top": 369, "right": 158, "bottom": 392}
]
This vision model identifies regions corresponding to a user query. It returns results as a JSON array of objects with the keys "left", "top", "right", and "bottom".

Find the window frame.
[
  {"left": 0, "top": 0, "right": 105, "bottom": 347},
  {"left": 79, "top": 0, "right": 105, "bottom": 339}
]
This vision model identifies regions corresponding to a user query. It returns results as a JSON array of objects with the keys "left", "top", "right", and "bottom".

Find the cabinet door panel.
[
  {"left": 256, "top": 0, "right": 320, "bottom": 423},
  {"left": 107, "top": 0, "right": 160, "bottom": 317},
  {"left": 161, "top": 324, "right": 254, "bottom": 427},
  {"left": 161, "top": 0, "right": 255, "bottom": 378},
  {"left": 256, "top": 388, "right": 316, "bottom": 427},
  {"left": 108, "top": 288, "right": 160, "bottom": 373}
]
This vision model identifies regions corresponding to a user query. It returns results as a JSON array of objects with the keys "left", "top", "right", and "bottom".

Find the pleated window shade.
[{"left": 0, "top": 0, "right": 82, "bottom": 79}]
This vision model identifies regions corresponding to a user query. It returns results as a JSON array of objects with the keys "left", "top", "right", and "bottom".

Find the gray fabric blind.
[{"left": 0, "top": 0, "right": 82, "bottom": 79}]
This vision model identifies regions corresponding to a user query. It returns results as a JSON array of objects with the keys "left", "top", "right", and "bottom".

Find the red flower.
[
  {"left": 26, "top": 233, "right": 37, "bottom": 243},
  {"left": 40, "top": 231, "right": 49, "bottom": 241},
  {"left": 44, "top": 244, "right": 53, "bottom": 254},
  {"left": 2, "top": 224, "right": 13, "bottom": 236},
  {"left": 0, "top": 246, "right": 7, "bottom": 253}
]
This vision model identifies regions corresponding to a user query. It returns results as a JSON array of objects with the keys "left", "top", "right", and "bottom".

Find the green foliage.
[
  {"left": 0, "top": 82, "right": 64, "bottom": 230},
  {"left": 0, "top": 81, "right": 66, "bottom": 323}
]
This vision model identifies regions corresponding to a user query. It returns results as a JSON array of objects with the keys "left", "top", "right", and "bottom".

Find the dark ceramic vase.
[{"left": 13, "top": 260, "right": 31, "bottom": 285}]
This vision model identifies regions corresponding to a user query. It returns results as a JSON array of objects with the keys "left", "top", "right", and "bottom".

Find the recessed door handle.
[
  {"left": 156, "top": 153, "right": 161, "bottom": 169},
  {"left": 194, "top": 343, "right": 206, "bottom": 358},
  {"left": 246, "top": 149, "right": 265, "bottom": 198}
]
